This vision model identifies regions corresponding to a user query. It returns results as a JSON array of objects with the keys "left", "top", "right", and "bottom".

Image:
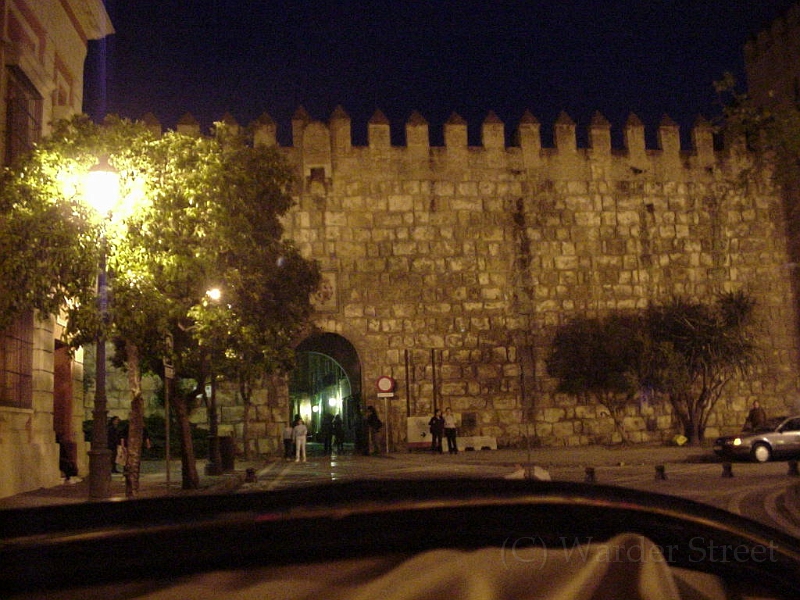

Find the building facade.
[{"left": 0, "top": 0, "right": 112, "bottom": 498}]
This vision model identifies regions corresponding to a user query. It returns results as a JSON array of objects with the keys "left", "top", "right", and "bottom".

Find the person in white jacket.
[{"left": 293, "top": 418, "right": 308, "bottom": 462}]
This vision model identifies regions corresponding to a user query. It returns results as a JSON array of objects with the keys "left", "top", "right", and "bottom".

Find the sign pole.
[
  {"left": 384, "top": 396, "right": 389, "bottom": 454},
  {"left": 376, "top": 376, "right": 396, "bottom": 454}
]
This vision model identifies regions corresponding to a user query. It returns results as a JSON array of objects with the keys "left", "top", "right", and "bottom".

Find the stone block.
[{"left": 553, "top": 421, "right": 575, "bottom": 439}]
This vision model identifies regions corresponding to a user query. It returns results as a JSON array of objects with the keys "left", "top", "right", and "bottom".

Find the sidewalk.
[{"left": 0, "top": 459, "right": 262, "bottom": 509}]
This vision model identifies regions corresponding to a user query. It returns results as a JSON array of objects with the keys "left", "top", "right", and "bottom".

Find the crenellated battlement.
[
  {"left": 146, "top": 107, "right": 716, "bottom": 153},
  {"left": 141, "top": 106, "right": 742, "bottom": 181}
]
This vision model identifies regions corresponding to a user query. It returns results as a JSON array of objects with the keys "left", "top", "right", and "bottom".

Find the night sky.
[{"left": 84, "top": 0, "right": 798, "bottom": 148}]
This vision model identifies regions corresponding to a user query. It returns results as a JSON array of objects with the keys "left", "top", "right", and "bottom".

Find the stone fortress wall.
[
  {"left": 152, "top": 106, "right": 800, "bottom": 449},
  {"left": 274, "top": 106, "right": 800, "bottom": 448}
]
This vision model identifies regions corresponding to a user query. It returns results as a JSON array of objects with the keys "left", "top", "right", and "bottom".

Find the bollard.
[
  {"left": 722, "top": 462, "right": 734, "bottom": 478},
  {"left": 585, "top": 466, "right": 596, "bottom": 483},
  {"left": 655, "top": 465, "right": 666, "bottom": 480},
  {"left": 789, "top": 460, "right": 799, "bottom": 477},
  {"left": 245, "top": 467, "right": 257, "bottom": 483}
]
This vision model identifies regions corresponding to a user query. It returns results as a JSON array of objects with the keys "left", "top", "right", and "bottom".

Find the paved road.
[
  {"left": 3, "top": 443, "right": 797, "bottom": 539},
  {"left": 242, "top": 450, "right": 800, "bottom": 537}
]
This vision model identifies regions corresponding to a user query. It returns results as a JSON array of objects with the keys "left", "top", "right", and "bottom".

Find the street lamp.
[
  {"left": 84, "top": 156, "right": 120, "bottom": 499},
  {"left": 204, "top": 287, "right": 223, "bottom": 475}
]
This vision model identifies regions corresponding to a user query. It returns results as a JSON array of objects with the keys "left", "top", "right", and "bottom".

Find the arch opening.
[{"left": 290, "top": 333, "right": 362, "bottom": 452}]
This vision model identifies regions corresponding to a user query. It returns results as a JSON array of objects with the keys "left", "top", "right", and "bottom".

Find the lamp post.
[
  {"left": 84, "top": 156, "right": 120, "bottom": 499},
  {"left": 204, "top": 287, "right": 223, "bottom": 475}
]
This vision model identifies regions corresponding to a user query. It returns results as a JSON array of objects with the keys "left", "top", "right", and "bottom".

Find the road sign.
[{"left": 376, "top": 375, "right": 395, "bottom": 393}]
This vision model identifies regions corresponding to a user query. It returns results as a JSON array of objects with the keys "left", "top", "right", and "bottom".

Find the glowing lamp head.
[{"left": 84, "top": 156, "right": 120, "bottom": 216}]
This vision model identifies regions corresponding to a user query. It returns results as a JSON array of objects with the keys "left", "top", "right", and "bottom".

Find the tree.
[
  {"left": 0, "top": 119, "right": 103, "bottom": 332},
  {"left": 546, "top": 292, "right": 758, "bottom": 446},
  {"left": 715, "top": 73, "right": 800, "bottom": 191},
  {"left": 546, "top": 314, "right": 646, "bottom": 443},
  {"left": 121, "top": 122, "right": 320, "bottom": 484},
  {"left": 0, "top": 115, "right": 320, "bottom": 494},
  {"left": 645, "top": 292, "right": 758, "bottom": 444}
]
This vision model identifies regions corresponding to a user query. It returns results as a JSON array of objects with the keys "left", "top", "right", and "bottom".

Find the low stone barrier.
[{"left": 457, "top": 436, "right": 498, "bottom": 451}]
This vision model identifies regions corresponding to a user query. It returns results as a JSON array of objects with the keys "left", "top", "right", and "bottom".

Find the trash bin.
[{"left": 219, "top": 435, "right": 235, "bottom": 472}]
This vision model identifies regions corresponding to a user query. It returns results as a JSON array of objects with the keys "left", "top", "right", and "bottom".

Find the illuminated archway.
[{"left": 290, "top": 333, "right": 362, "bottom": 445}]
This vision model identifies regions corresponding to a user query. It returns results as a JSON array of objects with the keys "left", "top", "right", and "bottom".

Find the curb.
[{"left": 198, "top": 471, "right": 248, "bottom": 494}]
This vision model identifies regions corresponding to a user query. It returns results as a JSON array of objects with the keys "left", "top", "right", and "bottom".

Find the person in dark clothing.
[
  {"left": 443, "top": 407, "right": 458, "bottom": 454},
  {"left": 744, "top": 400, "right": 767, "bottom": 431},
  {"left": 355, "top": 411, "right": 368, "bottom": 455},
  {"left": 283, "top": 423, "right": 294, "bottom": 460},
  {"left": 428, "top": 409, "right": 444, "bottom": 453},
  {"left": 107, "top": 416, "right": 123, "bottom": 473},
  {"left": 321, "top": 412, "right": 334, "bottom": 455},
  {"left": 366, "top": 405, "right": 383, "bottom": 454},
  {"left": 332, "top": 414, "right": 345, "bottom": 452},
  {"left": 57, "top": 434, "right": 78, "bottom": 481}
]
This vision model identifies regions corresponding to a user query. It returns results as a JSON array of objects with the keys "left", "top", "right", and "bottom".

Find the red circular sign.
[{"left": 376, "top": 376, "right": 395, "bottom": 392}]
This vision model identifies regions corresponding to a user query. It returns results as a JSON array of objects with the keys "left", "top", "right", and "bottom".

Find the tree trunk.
[
  {"left": 240, "top": 377, "right": 251, "bottom": 460},
  {"left": 206, "top": 370, "right": 222, "bottom": 475},
  {"left": 172, "top": 386, "right": 199, "bottom": 489},
  {"left": 124, "top": 342, "right": 144, "bottom": 498},
  {"left": 685, "top": 400, "right": 702, "bottom": 446},
  {"left": 669, "top": 393, "right": 695, "bottom": 444}
]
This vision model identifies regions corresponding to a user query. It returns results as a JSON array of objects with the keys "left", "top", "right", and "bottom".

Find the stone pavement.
[
  {"left": 1, "top": 443, "right": 798, "bottom": 514},
  {"left": 0, "top": 459, "right": 259, "bottom": 509}
]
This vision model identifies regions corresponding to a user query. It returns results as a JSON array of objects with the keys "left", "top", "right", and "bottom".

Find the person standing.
[
  {"left": 443, "top": 407, "right": 458, "bottom": 454},
  {"left": 321, "top": 412, "right": 334, "bottom": 455},
  {"left": 282, "top": 423, "right": 294, "bottom": 460},
  {"left": 428, "top": 409, "right": 444, "bottom": 453},
  {"left": 107, "top": 416, "right": 123, "bottom": 473},
  {"left": 366, "top": 406, "right": 383, "bottom": 454},
  {"left": 293, "top": 418, "right": 308, "bottom": 462},
  {"left": 332, "top": 413, "right": 345, "bottom": 453},
  {"left": 744, "top": 400, "right": 767, "bottom": 431}
]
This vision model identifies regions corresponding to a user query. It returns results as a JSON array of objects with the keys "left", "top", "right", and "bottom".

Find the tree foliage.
[
  {"left": 546, "top": 313, "right": 646, "bottom": 443},
  {"left": 645, "top": 292, "right": 758, "bottom": 444},
  {"left": 547, "top": 292, "right": 758, "bottom": 444},
  {"left": 0, "top": 115, "right": 321, "bottom": 491},
  {"left": 0, "top": 117, "right": 107, "bottom": 331},
  {"left": 715, "top": 72, "right": 800, "bottom": 190}
]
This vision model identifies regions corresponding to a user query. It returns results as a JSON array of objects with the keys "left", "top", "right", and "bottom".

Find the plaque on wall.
[{"left": 311, "top": 270, "right": 339, "bottom": 312}]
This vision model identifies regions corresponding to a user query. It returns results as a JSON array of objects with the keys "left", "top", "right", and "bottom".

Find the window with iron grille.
[
  {"left": 4, "top": 66, "right": 42, "bottom": 165},
  {"left": 0, "top": 311, "right": 34, "bottom": 409}
]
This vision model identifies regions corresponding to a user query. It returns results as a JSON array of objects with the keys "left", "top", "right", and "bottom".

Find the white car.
[{"left": 713, "top": 415, "right": 800, "bottom": 463}]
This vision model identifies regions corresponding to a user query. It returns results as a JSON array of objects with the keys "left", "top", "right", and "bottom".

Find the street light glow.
[
  {"left": 206, "top": 287, "right": 222, "bottom": 302},
  {"left": 84, "top": 156, "right": 120, "bottom": 215}
]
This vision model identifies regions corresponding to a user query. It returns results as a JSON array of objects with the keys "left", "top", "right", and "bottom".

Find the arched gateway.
[{"left": 289, "top": 333, "right": 362, "bottom": 451}]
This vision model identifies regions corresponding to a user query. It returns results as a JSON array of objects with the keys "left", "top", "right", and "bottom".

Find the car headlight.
[{"left": 733, "top": 438, "right": 742, "bottom": 446}]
